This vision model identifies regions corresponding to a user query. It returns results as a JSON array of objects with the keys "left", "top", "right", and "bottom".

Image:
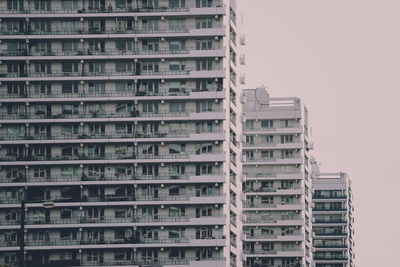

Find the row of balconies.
[
  {"left": 242, "top": 185, "right": 302, "bottom": 194},
  {"left": 1, "top": 214, "right": 225, "bottom": 227},
  {"left": 242, "top": 234, "right": 304, "bottom": 242},
  {"left": 0, "top": 71, "right": 224, "bottom": 83},
  {"left": 243, "top": 203, "right": 303, "bottom": 210},
  {"left": 0, "top": 1, "right": 224, "bottom": 16},
  {"left": 0, "top": 151, "right": 224, "bottom": 163},
  {"left": 242, "top": 142, "right": 303, "bottom": 150},
  {"left": 2, "top": 257, "right": 226, "bottom": 267},
  {"left": 0, "top": 26, "right": 225, "bottom": 39},
  {"left": 242, "top": 249, "right": 304, "bottom": 257},
  {"left": 0, "top": 46, "right": 224, "bottom": 58},
  {"left": 0, "top": 192, "right": 226, "bottom": 205},
  {"left": 0, "top": 172, "right": 224, "bottom": 185},
  {"left": 0, "top": 111, "right": 225, "bottom": 124},
  {"left": 0, "top": 130, "right": 224, "bottom": 143},
  {"left": 0, "top": 235, "right": 226, "bottom": 248},
  {"left": 0, "top": 87, "right": 225, "bottom": 100},
  {"left": 0, "top": 68, "right": 222, "bottom": 78},
  {"left": 243, "top": 172, "right": 302, "bottom": 181}
]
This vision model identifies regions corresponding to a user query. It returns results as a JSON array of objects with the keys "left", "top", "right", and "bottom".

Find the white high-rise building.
[
  {"left": 241, "top": 87, "right": 313, "bottom": 267},
  {"left": 312, "top": 172, "right": 355, "bottom": 267},
  {"left": 0, "top": 0, "right": 244, "bottom": 266}
]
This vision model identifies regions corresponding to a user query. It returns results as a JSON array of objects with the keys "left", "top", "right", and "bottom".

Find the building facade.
[
  {"left": 0, "top": 0, "right": 244, "bottom": 266},
  {"left": 312, "top": 172, "right": 355, "bottom": 267},
  {"left": 241, "top": 87, "right": 313, "bottom": 267}
]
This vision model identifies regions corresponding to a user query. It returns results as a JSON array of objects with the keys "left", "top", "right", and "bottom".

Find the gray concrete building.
[
  {"left": 241, "top": 87, "right": 313, "bottom": 267},
  {"left": 0, "top": 0, "right": 245, "bottom": 266},
  {"left": 312, "top": 172, "right": 355, "bottom": 267}
]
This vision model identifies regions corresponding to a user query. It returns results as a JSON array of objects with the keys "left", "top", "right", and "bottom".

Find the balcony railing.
[
  {"left": 0, "top": 171, "right": 223, "bottom": 184},
  {"left": 0, "top": 69, "right": 197, "bottom": 78},
  {"left": 22, "top": 257, "right": 226, "bottom": 267},
  {"left": 243, "top": 185, "right": 301, "bottom": 193},
  {"left": 0, "top": 108, "right": 224, "bottom": 121},
  {"left": 2, "top": 214, "right": 225, "bottom": 226},
  {"left": 0, "top": 235, "right": 225, "bottom": 247},
  {"left": 0, "top": 151, "right": 224, "bottom": 162},
  {"left": 0, "top": 87, "right": 224, "bottom": 99},
  {"left": 0, "top": 46, "right": 223, "bottom": 57},
  {"left": 0, "top": 1, "right": 223, "bottom": 15},
  {"left": 0, "top": 129, "right": 223, "bottom": 142},
  {"left": 0, "top": 26, "right": 224, "bottom": 36}
]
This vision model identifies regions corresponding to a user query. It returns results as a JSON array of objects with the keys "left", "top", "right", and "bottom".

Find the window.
[
  {"left": 142, "top": 19, "right": 159, "bottom": 30},
  {"left": 169, "top": 0, "right": 185, "bottom": 8},
  {"left": 61, "top": 167, "right": 78, "bottom": 176},
  {"left": 196, "top": 0, "right": 212, "bottom": 8},
  {"left": 142, "top": 39, "right": 159, "bottom": 51},
  {"left": 88, "top": 82, "right": 105, "bottom": 94},
  {"left": 115, "top": 103, "right": 133, "bottom": 113},
  {"left": 116, "top": 40, "right": 133, "bottom": 51},
  {"left": 169, "top": 60, "right": 185, "bottom": 71},
  {"left": 62, "top": 41, "right": 78, "bottom": 52},
  {"left": 261, "top": 150, "right": 274, "bottom": 159},
  {"left": 196, "top": 59, "right": 212, "bottom": 71},
  {"left": 169, "top": 40, "right": 185, "bottom": 50},
  {"left": 281, "top": 150, "right": 294, "bottom": 159},
  {"left": 196, "top": 101, "right": 212, "bottom": 112},
  {"left": 196, "top": 39, "right": 213, "bottom": 50},
  {"left": 62, "top": 82, "right": 78, "bottom": 94},
  {"left": 196, "top": 122, "right": 213, "bottom": 133},
  {"left": 168, "top": 81, "right": 186, "bottom": 93},
  {"left": 281, "top": 119, "right": 294, "bottom": 128},
  {"left": 88, "top": 62, "right": 105, "bottom": 73},
  {"left": 169, "top": 248, "right": 185, "bottom": 259},
  {"left": 62, "top": 0, "right": 78, "bottom": 10},
  {"left": 116, "top": 61, "right": 133, "bottom": 72},
  {"left": 246, "top": 120, "right": 254, "bottom": 129},
  {"left": 62, "top": 62, "right": 78, "bottom": 73},
  {"left": 195, "top": 18, "right": 213, "bottom": 29},
  {"left": 261, "top": 135, "right": 273, "bottom": 144},
  {"left": 195, "top": 80, "right": 213, "bottom": 91},
  {"left": 261, "top": 120, "right": 273, "bottom": 128},
  {"left": 169, "top": 18, "right": 185, "bottom": 30},
  {"left": 61, "top": 209, "right": 72, "bottom": 219},
  {"left": 281, "top": 135, "right": 294, "bottom": 143},
  {"left": 169, "top": 102, "right": 186, "bottom": 112}
]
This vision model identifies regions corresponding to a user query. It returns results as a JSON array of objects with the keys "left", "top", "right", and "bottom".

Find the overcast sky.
[{"left": 241, "top": 0, "right": 400, "bottom": 266}]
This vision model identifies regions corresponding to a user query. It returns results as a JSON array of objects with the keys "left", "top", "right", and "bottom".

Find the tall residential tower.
[
  {"left": 312, "top": 172, "right": 355, "bottom": 267},
  {"left": 241, "top": 87, "right": 313, "bottom": 267},
  {"left": 0, "top": 0, "right": 244, "bottom": 266}
]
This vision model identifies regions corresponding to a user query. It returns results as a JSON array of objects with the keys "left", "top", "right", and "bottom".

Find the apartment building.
[
  {"left": 312, "top": 172, "right": 355, "bottom": 267},
  {"left": 0, "top": 0, "right": 244, "bottom": 266},
  {"left": 241, "top": 87, "right": 313, "bottom": 267}
]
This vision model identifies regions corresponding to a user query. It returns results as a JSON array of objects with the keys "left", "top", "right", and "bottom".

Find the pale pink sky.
[{"left": 241, "top": 0, "right": 400, "bottom": 266}]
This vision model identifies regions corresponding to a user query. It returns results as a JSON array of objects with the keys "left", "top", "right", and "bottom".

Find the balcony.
[
  {"left": 0, "top": 172, "right": 224, "bottom": 186},
  {"left": 0, "top": 26, "right": 225, "bottom": 40},
  {"left": 0, "top": 1, "right": 224, "bottom": 16},
  {"left": 243, "top": 142, "right": 303, "bottom": 150},
  {"left": 243, "top": 234, "right": 304, "bottom": 242},
  {"left": 243, "top": 249, "right": 304, "bottom": 257},
  {"left": 243, "top": 185, "right": 302, "bottom": 194},
  {"left": 0, "top": 46, "right": 224, "bottom": 60},
  {"left": 243, "top": 172, "right": 302, "bottom": 181},
  {"left": 242, "top": 126, "right": 302, "bottom": 135},
  {"left": 0, "top": 67, "right": 225, "bottom": 82},
  {"left": 0, "top": 108, "right": 224, "bottom": 123},
  {"left": 0, "top": 129, "right": 224, "bottom": 144},
  {"left": 22, "top": 257, "right": 225, "bottom": 267},
  {"left": 243, "top": 203, "right": 303, "bottom": 211},
  {"left": 0, "top": 214, "right": 225, "bottom": 228},
  {"left": 0, "top": 88, "right": 225, "bottom": 102}
]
